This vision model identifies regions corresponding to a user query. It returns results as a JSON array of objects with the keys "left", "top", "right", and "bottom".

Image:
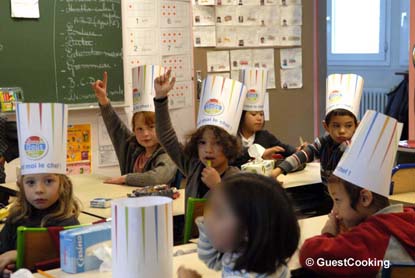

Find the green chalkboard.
[{"left": 0, "top": 0, "right": 124, "bottom": 104}]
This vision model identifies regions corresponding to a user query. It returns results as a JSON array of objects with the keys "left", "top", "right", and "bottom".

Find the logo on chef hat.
[
  {"left": 132, "top": 88, "right": 142, "bottom": 103},
  {"left": 204, "top": 98, "right": 224, "bottom": 116},
  {"left": 246, "top": 89, "right": 259, "bottom": 103},
  {"left": 24, "top": 135, "right": 49, "bottom": 160}
]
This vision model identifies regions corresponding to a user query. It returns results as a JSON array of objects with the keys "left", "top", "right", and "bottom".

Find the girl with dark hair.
[{"left": 179, "top": 173, "right": 300, "bottom": 277}]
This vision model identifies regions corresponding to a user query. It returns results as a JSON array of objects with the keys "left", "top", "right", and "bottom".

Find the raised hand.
[
  {"left": 91, "top": 71, "right": 110, "bottom": 106},
  {"left": 154, "top": 69, "right": 176, "bottom": 99}
]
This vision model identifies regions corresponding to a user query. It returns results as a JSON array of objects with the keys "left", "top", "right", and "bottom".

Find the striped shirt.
[{"left": 278, "top": 134, "right": 349, "bottom": 185}]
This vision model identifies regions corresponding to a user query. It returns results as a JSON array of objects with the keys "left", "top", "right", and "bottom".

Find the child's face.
[
  {"left": 134, "top": 114, "right": 159, "bottom": 150},
  {"left": 22, "top": 174, "right": 60, "bottom": 210},
  {"left": 328, "top": 179, "right": 366, "bottom": 229},
  {"left": 323, "top": 115, "right": 357, "bottom": 144},
  {"left": 205, "top": 189, "right": 240, "bottom": 252},
  {"left": 242, "top": 111, "right": 264, "bottom": 134},
  {"left": 198, "top": 129, "right": 228, "bottom": 169}
]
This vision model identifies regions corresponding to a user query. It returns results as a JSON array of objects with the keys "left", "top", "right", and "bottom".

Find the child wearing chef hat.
[
  {"left": 91, "top": 69, "right": 177, "bottom": 187},
  {"left": 300, "top": 110, "right": 415, "bottom": 277},
  {"left": 0, "top": 103, "right": 80, "bottom": 273},
  {"left": 272, "top": 73, "right": 364, "bottom": 186},
  {"left": 234, "top": 67, "right": 297, "bottom": 168},
  {"left": 153, "top": 70, "right": 245, "bottom": 201}
]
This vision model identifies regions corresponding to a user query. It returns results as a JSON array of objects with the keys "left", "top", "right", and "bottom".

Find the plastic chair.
[
  {"left": 381, "top": 262, "right": 415, "bottom": 278},
  {"left": 390, "top": 163, "right": 415, "bottom": 195},
  {"left": 183, "top": 198, "right": 207, "bottom": 244},
  {"left": 16, "top": 224, "right": 84, "bottom": 271}
]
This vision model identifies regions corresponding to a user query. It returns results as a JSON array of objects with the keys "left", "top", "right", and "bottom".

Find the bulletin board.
[{"left": 191, "top": 0, "right": 327, "bottom": 145}]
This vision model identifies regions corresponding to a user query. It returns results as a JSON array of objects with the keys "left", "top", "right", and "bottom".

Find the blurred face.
[
  {"left": 323, "top": 115, "right": 357, "bottom": 144},
  {"left": 328, "top": 179, "right": 366, "bottom": 229},
  {"left": 22, "top": 174, "right": 60, "bottom": 210},
  {"left": 205, "top": 189, "right": 240, "bottom": 252},
  {"left": 198, "top": 129, "right": 228, "bottom": 170},
  {"left": 133, "top": 113, "right": 159, "bottom": 150},
  {"left": 242, "top": 111, "right": 264, "bottom": 134}
]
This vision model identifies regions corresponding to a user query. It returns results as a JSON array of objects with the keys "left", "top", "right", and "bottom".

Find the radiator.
[{"left": 359, "top": 88, "right": 389, "bottom": 117}]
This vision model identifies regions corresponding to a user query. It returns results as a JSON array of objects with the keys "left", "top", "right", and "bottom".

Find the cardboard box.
[
  {"left": 60, "top": 222, "right": 111, "bottom": 273},
  {"left": 241, "top": 160, "right": 275, "bottom": 176}
]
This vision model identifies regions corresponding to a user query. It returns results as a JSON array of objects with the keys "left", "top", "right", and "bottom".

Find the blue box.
[{"left": 60, "top": 222, "right": 111, "bottom": 273}]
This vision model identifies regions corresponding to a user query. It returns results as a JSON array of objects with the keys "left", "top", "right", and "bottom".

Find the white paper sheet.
[
  {"left": 264, "top": 92, "right": 270, "bottom": 121},
  {"left": 280, "top": 26, "right": 301, "bottom": 46},
  {"left": 216, "top": 26, "right": 238, "bottom": 47},
  {"left": 215, "top": 6, "right": 237, "bottom": 25},
  {"left": 125, "top": 56, "right": 160, "bottom": 85},
  {"left": 192, "top": 5, "right": 216, "bottom": 26},
  {"left": 125, "top": 0, "right": 157, "bottom": 28},
  {"left": 160, "top": 1, "right": 190, "bottom": 27},
  {"left": 280, "top": 47, "right": 302, "bottom": 69},
  {"left": 280, "top": 68, "right": 303, "bottom": 89},
  {"left": 279, "top": 0, "right": 302, "bottom": 6},
  {"left": 257, "top": 26, "right": 280, "bottom": 46},
  {"left": 161, "top": 54, "right": 192, "bottom": 82},
  {"left": 280, "top": 5, "right": 302, "bottom": 26},
  {"left": 11, "top": 0, "right": 39, "bottom": 18},
  {"left": 230, "top": 49, "right": 252, "bottom": 70},
  {"left": 193, "top": 26, "right": 217, "bottom": 47},
  {"left": 207, "top": 51, "right": 231, "bottom": 72},
  {"left": 208, "top": 72, "right": 231, "bottom": 78},
  {"left": 168, "top": 81, "right": 193, "bottom": 110},
  {"left": 160, "top": 28, "right": 191, "bottom": 55},
  {"left": 252, "top": 49, "right": 276, "bottom": 88},
  {"left": 128, "top": 29, "right": 159, "bottom": 55}
]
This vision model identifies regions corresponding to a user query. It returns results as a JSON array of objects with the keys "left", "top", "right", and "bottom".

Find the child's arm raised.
[
  {"left": 91, "top": 72, "right": 136, "bottom": 173},
  {"left": 154, "top": 70, "right": 195, "bottom": 176}
]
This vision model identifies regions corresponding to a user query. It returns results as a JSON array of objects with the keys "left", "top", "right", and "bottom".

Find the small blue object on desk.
[
  {"left": 90, "top": 198, "right": 112, "bottom": 208},
  {"left": 60, "top": 222, "right": 111, "bottom": 274}
]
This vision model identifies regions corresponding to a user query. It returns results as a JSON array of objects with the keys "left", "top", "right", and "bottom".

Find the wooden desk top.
[
  {"left": 0, "top": 174, "right": 185, "bottom": 218},
  {"left": 32, "top": 215, "right": 328, "bottom": 277},
  {"left": 389, "top": 192, "right": 415, "bottom": 205},
  {"left": 279, "top": 162, "right": 322, "bottom": 189}
]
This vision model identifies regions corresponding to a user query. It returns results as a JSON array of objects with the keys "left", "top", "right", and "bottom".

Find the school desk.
[
  {"left": 278, "top": 162, "right": 322, "bottom": 189},
  {"left": 389, "top": 192, "right": 415, "bottom": 205},
  {"left": 0, "top": 174, "right": 185, "bottom": 219},
  {"left": 32, "top": 215, "right": 328, "bottom": 278}
]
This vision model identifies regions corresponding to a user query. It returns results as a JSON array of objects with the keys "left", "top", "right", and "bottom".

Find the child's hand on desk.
[
  {"left": 262, "top": 146, "right": 285, "bottom": 160},
  {"left": 91, "top": 71, "right": 110, "bottom": 106},
  {"left": 177, "top": 266, "right": 202, "bottom": 278},
  {"left": 0, "top": 250, "right": 17, "bottom": 273},
  {"left": 321, "top": 212, "right": 339, "bottom": 236},
  {"left": 154, "top": 69, "right": 176, "bottom": 99},
  {"left": 271, "top": 167, "right": 282, "bottom": 178},
  {"left": 201, "top": 167, "right": 221, "bottom": 189},
  {"left": 103, "top": 175, "right": 126, "bottom": 185}
]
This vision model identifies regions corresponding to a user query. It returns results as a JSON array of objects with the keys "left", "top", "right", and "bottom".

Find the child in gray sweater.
[{"left": 91, "top": 72, "right": 177, "bottom": 187}]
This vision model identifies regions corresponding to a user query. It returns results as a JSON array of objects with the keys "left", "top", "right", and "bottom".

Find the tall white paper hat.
[
  {"left": 197, "top": 75, "right": 247, "bottom": 135},
  {"left": 16, "top": 103, "right": 68, "bottom": 175},
  {"left": 239, "top": 67, "right": 268, "bottom": 111},
  {"left": 112, "top": 197, "right": 173, "bottom": 278},
  {"left": 132, "top": 65, "right": 166, "bottom": 113},
  {"left": 326, "top": 74, "right": 364, "bottom": 117},
  {"left": 333, "top": 110, "right": 403, "bottom": 197}
]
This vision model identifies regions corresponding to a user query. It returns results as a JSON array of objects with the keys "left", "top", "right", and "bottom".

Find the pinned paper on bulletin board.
[
  {"left": 97, "top": 113, "right": 128, "bottom": 168},
  {"left": 11, "top": 0, "right": 40, "bottom": 18},
  {"left": 67, "top": 124, "right": 92, "bottom": 175}
]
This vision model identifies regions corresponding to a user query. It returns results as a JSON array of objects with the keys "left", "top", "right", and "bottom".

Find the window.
[
  {"left": 327, "top": 0, "right": 389, "bottom": 65},
  {"left": 399, "top": 0, "right": 410, "bottom": 66}
]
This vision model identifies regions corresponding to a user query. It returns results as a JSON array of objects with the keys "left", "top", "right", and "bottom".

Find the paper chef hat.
[
  {"left": 239, "top": 67, "right": 268, "bottom": 111},
  {"left": 326, "top": 74, "right": 364, "bottom": 117},
  {"left": 333, "top": 110, "right": 403, "bottom": 197},
  {"left": 197, "top": 75, "right": 247, "bottom": 135},
  {"left": 16, "top": 103, "right": 68, "bottom": 175},
  {"left": 112, "top": 197, "right": 173, "bottom": 278},
  {"left": 132, "top": 65, "right": 166, "bottom": 113}
]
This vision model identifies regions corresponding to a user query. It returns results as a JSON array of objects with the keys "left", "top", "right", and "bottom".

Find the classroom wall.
[{"left": 193, "top": 0, "right": 327, "bottom": 146}]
